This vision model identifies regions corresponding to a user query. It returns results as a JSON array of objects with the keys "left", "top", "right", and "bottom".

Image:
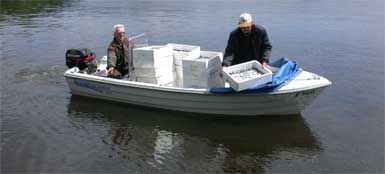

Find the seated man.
[
  {"left": 223, "top": 13, "right": 272, "bottom": 67},
  {"left": 107, "top": 24, "right": 134, "bottom": 79}
]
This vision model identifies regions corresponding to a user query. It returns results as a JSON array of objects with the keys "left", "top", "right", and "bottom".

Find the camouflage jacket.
[{"left": 107, "top": 37, "right": 134, "bottom": 77}]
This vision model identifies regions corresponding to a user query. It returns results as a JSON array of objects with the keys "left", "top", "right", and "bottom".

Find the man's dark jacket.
[
  {"left": 107, "top": 37, "right": 134, "bottom": 77},
  {"left": 223, "top": 24, "right": 272, "bottom": 66}
]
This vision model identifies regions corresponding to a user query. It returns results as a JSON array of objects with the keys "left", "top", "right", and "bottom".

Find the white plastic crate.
[
  {"left": 174, "top": 64, "right": 183, "bottom": 87},
  {"left": 182, "top": 51, "right": 224, "bottom": 88},
  {"left": 182, "top": 51, "right": 222, "bottom": 72},
  {"left": 133, "top": 54, "right": 173, "bottom": 69},
  {"left": 134, "top": 59, "right": 174, "bottom": 78},
  {"left": 183, "top": 67, "right": 224, "bottom": 88},
  {"left": 133, "top": 45, "right": 173, "bottom": 68},
  {"left": 222, "top": 60, "right": 273, "bottom": 91},
  {"left": 200, "top": 51, "right": 223, "bottom": 62},
  {"left": 167, "top": 43, "right": 200, "bottom": 66}
]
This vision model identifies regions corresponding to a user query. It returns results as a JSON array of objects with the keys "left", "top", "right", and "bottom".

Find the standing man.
[
  {"left": 107, "top": 24, "right": 134, "bottom": 79},
  {"left": 223, "top": 13, "right": 272, "bottom": 67}
]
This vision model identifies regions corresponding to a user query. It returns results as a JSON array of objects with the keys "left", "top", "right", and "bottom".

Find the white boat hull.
[{"left": 64, "top": 68, "right": 331, "bottom": 116}]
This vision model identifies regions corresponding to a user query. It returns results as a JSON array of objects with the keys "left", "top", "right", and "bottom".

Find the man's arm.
[
  {"left": 223, "top": 34, "right": 236, "bottom": 66},
  {"left": 107, "top": 45, "right": 117, "bottom": 75},
  {"left": 261, "top": 29, "right": 272, "bottom": 62},
  {"left": 107, "top": 45, "right": 117, "bottom": 70}
]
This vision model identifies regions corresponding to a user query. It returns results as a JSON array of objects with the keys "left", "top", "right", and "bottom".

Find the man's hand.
[
  {"left": 264, "top": 63, "right": 278, "bottom": 73},
  {"left": 262, "top": 61, "right": 268, "bottom": 67},
  {"left": 107, "top": 67, "right": 115, "bottom": 76}
]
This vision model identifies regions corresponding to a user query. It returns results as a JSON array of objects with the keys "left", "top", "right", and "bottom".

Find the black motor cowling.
[{"left": 65, "top": 48, "right": 97, "bottom": 73}]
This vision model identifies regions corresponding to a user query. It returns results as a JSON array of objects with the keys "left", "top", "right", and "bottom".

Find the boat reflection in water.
[{"left": 67, "top": 95, "right": 321, "bottom": 173}]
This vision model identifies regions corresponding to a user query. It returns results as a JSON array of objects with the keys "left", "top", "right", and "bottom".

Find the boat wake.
[{"left": 16, "top": 65, "right": 67, "bottom": 85}]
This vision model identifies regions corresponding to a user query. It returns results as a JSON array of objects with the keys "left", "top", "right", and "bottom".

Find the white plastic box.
[
  {"left": 200, "top": 51, "right": 223, "bottom": 62},
  {"left": 167, "top": 43, "right": 200, "bottom": 66},
  {"left": 133, "top": 54, "right": 174, "bottom": 84},
  {"left": 133, "top": 45, "right": 173, "bottom": 68},
  {"left": 134, "top": 58, "right": 174, "bottom": 78},
  {"left": 133, "top": 45, "right": 175, "bottom": 84},
  {"left": 174, "top": 65, "right": 183, "bottom": 87},
  {"left": 183, "top": 51, "right": 223, "bottom": 71},
  {"left": 165, "top": 43, "right": 200, "bottom": 87},
  {"left": 182, "top": 51, "right": 224, "bottom": 88},
  {"left": 222, "top": 60, "right": 273, "bottom": 91},
  {"left": 183, "top": 68, "right": 223, "bottom": 88}
]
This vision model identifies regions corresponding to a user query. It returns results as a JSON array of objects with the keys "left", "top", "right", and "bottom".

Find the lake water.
[{"left": 1, "top": 0, "right": 384, "bottom": 173}]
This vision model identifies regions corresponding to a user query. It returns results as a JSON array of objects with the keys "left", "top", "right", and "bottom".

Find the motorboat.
[{"left": 64, "top": 56, "right": 331, "bottom": 116}]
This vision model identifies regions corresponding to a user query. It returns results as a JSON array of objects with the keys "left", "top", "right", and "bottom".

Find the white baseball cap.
[{"left": 239, "top": 13, "right": 252, "bottom": 27}]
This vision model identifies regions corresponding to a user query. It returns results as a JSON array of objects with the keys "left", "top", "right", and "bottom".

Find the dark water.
[{"left": 1, "top": 0, "right": 384, "bottom": 173}]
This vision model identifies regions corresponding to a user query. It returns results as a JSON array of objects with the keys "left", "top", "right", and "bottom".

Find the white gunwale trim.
[{"left": 64, "top": 68, "right": 331, "bottom": 95}]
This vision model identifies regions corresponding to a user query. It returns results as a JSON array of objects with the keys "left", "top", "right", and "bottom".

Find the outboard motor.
[{"left": 65, "top": 48, "right": 97, "bottom": 74}]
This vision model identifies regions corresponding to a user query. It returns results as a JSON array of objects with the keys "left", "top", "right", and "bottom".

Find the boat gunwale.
[{"left": 64, "top": 68, "right": 331, "bottom": 95}]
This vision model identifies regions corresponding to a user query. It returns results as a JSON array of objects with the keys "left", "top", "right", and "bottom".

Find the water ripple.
[{"left": 15, "top": 65, "right": 67, "bottom": 85}]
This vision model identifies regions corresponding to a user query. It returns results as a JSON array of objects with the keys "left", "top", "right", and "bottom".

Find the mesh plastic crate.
[{"left": 222, "top": 60, "right": 273, "bottom": 91}]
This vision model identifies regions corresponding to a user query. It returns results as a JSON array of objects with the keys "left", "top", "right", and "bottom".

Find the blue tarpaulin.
[{"left": 210, "top": 57, "right": 301, "bottom": 93}]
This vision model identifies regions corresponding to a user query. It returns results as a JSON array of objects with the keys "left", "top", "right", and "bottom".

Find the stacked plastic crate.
[
  {"left": 182, "top": 51, "right": 224, "bottom": 88},
  {"left": 132, "top": 45, "right": 175, "bottom": 85},
  {"left": 167, "top": 43, "right": 200, "bottom": 87}
]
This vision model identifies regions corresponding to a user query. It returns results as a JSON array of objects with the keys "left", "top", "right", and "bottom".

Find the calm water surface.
[{"left": 1, "top": 0, "right": 384, "bottom": 173}]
